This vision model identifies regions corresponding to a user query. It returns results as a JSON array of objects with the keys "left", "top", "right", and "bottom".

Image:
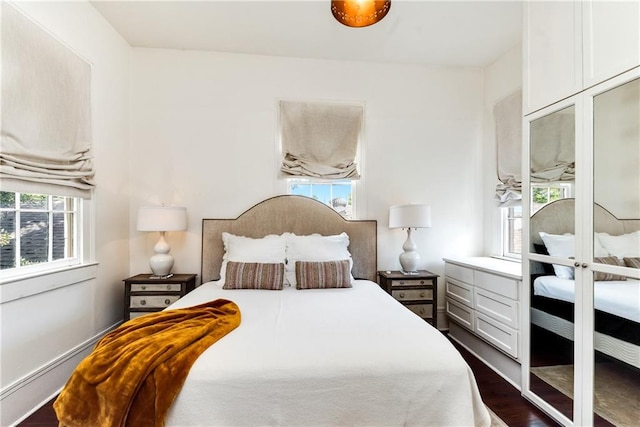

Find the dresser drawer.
[
  {"left": 474, "top": 270, "right": 519, "bottom": 300},
  {"left": 130, "top": 295, "right": 180, "bottom": 309},
  {"left": 446, "top": 298, "right": 474, "bottom": 331},
  {"left": 444, "top": 263, "right": 474, "bottom": 284},
  {"left": 445, "top": 276, "right": 473, "bottom": 308},
  {"left": 392, "top": 288, "right": 433, "bottom": 301},
  {"left": 474, "top": 287, "right": 519, "bottom": 329},
  {"left": 474, "top": 311, "right": 519, "bottom": 358},
  {"left": 130, "top": 283, "right": 182, "bottom": 292},
  {"left": 405, "top": 303, "right": 432, "bottom": 319}
]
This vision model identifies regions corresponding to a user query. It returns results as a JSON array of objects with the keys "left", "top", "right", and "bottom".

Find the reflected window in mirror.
[{"left": 531, "top": 183, "right": 573, "bottom": 214}]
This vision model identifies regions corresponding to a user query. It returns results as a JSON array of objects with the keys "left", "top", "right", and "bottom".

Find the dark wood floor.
[{"left": 18, "top": 337, "right": 559, "bottom": 427}]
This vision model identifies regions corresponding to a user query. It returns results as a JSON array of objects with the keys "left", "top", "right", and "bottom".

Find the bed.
[
  {"left": 162, "top": 195, "right": 491, "bottom": 426},
  {"left": 529, "top": 198, "right": 640, "bottom": 369}
]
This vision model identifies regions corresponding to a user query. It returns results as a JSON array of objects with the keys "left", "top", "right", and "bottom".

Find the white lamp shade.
[
  {"left": 389, "top": 204, "right": 432, "bottom": 229},
  {"left": 137, "top": 206, "right": 187, "bottom": 232}
]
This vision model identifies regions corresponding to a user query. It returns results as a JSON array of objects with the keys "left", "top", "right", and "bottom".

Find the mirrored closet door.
[{"left": 523, "top": 68, "right": 640, "bottom": 426}]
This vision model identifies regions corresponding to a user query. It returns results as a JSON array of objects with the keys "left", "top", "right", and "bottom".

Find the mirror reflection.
[
  {"left": 591, "top": 270, "right": 640, "bottom": 426},
  {"left": 593, "top": 77, "right": 640, "bottom": 264},
  {"left": 529, "top": 260, "right": 574, "bottom": 421},
  {"left": 529, "top": 105, "right": 576, "bottom": 260},
  {"left": 591, "top": 78, "right": 640, "bottom": 426}
]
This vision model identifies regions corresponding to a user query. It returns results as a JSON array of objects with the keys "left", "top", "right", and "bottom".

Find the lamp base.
[
  {"left": 149, "top": 253, "right": 174, "bottom": 276},
  {"left": 399, "top": 229, "right": 420, "bottom": 273}
]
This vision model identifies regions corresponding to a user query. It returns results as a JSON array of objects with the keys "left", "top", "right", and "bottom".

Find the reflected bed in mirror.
[{"left": 529, "top": 198, "right": 640, "bottom": 369}]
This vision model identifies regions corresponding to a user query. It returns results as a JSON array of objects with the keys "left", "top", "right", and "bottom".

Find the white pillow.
[
  {"left": 596, "top": 231, "right": 640, "bottom": 259},
  {"left": 285, "top": 232, "right": 354, "bottom": 287},
  {"left": 539, "top": 232, "right": 575, "bottom": 279},
  {"left": 219, "top": 232, "right": 287, "bottom": 283}
]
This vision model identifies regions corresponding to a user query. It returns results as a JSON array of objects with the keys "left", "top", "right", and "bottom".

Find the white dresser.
[{"left": 444, "top": 257, "right": 522, "bottom": 388}]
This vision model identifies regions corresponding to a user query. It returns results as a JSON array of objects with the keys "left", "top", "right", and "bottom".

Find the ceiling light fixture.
[{"left": 331, "top": 0, "right": 391, "bottom": 28}]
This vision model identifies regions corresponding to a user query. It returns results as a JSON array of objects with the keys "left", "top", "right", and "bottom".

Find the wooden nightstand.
[
  {"left": 123, "top": 273, "right": 197, "bottom": 321},
  {"left": 378, "top": 270, "right": 439, "bottom": 328}
]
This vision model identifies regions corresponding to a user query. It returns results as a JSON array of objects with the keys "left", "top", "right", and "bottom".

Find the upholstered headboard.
[
  {"left": 530, "top": 198, "right": 640, "bottom": 251},
  {"left": 201, "top": 195, "right": 377, "bottom": 284}
]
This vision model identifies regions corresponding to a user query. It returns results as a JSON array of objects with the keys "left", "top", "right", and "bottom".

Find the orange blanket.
[{"left": 54, "top": 299, "right": 241, "bottom": 427}]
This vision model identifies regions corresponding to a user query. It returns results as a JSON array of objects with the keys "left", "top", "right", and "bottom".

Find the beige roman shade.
[
  {"left": 529, "top": 107, "right": 575, "bottom": 184},
  {"left": 0, "top": 5, "right": 94, "bottom": 198},
  {"left": 494, "top": 90, "right": 523, "bottom": 207},
  {"left": 279, "top": 100, "right": 362, "bottom": 179}
]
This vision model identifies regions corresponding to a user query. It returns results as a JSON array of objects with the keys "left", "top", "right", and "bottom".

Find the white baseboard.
[{"left": 1, "top": 321, "right": 120, "bottom": 426}]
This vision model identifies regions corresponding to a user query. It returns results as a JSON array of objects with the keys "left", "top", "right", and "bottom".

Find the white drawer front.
[
  {"left": 474, "top": 270, "right": 519, "bottom": 300},
  {"left": 474, "top": 287, "right": 519, "bottom": 329},
  {"left": 130, "top": 295, "right": 180, "bottom": 308},
  {"left": 446, "top": 298, "right": 474, "bottom": 331},
  {"left": 130, "top": 283, "right": 181, "bottom": 292},
  {"left": 445, "top": 277, "right": 473, "bottom": 308},
  {"left": 444, "top": 263, "right": 474, "bottom": 284},
  {"left": 474, "top": 311, "right": 519, "bottom": 358}
]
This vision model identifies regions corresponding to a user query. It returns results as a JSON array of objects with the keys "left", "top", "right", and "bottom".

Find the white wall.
[
  {"left": 130, "top": 48, "right": 486, "bottom": 321},
  {"left": 0, "top": 2, "right": 131, "bottom": 425},
  {"left": 481, "top": 44, "right": 523, "bottom": 256}
]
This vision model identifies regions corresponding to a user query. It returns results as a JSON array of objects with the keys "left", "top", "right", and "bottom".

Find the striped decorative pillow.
[
  {"left": 593, "top": 257, "right": 627, "bottom": 281},
  {"left": 623, "top": 257, "right": 640, "bottom": 269},
  {"left": 223, "top": 261, "right": 285, "bottom": 290},
  {"left": 295, "top": 260, "right": 352, "bottom": 290}
]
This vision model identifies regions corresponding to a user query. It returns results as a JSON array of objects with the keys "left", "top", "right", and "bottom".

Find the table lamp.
[
  {"left": 389, "top": 204, "right": 432, "bottom": 274},
  {"left": 137, "top": 205, "right": 187, "bottom": 277}
]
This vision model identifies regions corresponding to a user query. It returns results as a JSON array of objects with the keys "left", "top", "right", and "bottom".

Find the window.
[
  {"left": 530, "top": 183, "right": 572, "bottom": 214},
  {"left": 287, "top": 179, "right": 355, "bottom": 219},
  {"left": 0, "top": 192, "right": 80, "bottom": 275},
  {"left": 502, "top": 206, "right": 522, "bottom": 258},
  {"left": 501, "top": 183, "right": 573, "bottom": 258}
]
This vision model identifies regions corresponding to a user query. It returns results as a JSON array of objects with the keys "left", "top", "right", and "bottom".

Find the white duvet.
[
  {"left": 534, "top": 275, "right": 640, "bottom": 323},
  {"left": 165, "top": 280, "right": 490, "bottom": 426}
]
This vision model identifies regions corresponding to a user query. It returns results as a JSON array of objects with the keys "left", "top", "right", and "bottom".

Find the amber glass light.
[{"left": 331, "top": 0, "right": 391, "bottom": 28}]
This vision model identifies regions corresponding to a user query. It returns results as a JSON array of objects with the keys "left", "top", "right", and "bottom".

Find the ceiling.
[{"left": 90, "top": 0, "right": 523, "bottom": 67}]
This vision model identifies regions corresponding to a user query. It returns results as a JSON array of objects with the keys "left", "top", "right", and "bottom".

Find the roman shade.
[
  {"left": 494, "top": 90, "right": 522, "bottom": 207},
  {"left": 279, "top": 100, "right": 362, "bottom": 179},
  {"left": 530, "top": 106, "right": 575, "bottom": 184},
  {"left": 0, "top": 5, "right": 94, "bottom": 198}
]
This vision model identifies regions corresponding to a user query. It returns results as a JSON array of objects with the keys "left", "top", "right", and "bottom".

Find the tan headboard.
[
  {"left": 530, "top": 198, "right": 640, "bottom": 250},
  {"left": 201, "top": 195, "right": 377, "bottom": 283}
]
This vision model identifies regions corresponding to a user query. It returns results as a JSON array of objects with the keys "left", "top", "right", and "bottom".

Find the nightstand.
[
  {"left": 123, "top": 273, "right": 197, "bottom": 321},
  {"left": 378, "top": 270, "right": 439, "bottom": 328}
]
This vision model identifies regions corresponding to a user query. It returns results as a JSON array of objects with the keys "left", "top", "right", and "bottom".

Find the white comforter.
[
  {"left": 165, "top": 280, "right": 490, "bottom": 426},
  {"left": 534, "top": 275, "right": 640, "bottom": 323}
]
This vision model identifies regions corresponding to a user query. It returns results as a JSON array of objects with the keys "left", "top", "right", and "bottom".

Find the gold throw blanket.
[{"left": 54, "top": 299, "right": 241, "bottom": 427}]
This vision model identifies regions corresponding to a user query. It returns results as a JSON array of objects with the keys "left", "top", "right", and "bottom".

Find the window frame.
[
  {"left": 501, "top": 205, "right": 522, "bottom": 260},
  {"left": 501, "top": 182, "right": 574, "bottom": 259},
  {"left": 0, "top": 192, "right": 84, "bottom": 281},
  {"left": 286, "top": 178, "right": 357, "bottom": 219}
]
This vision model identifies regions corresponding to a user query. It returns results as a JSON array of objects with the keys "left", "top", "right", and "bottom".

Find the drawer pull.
[
  {"left": 165, "top": 299, "right": 171, "bottom": 305},
  {"left": 140, "top": 299, "right": 146, "bottom": 306},
  {"left": 420, "top": 291, "right": 426, "bottom": 298},
  {"left": 167, "top": 285, "right": 172, "bottom": 290},
  {"left": 141, "top": 285, "right": 146, "bottom": 290},
  {"left": 420, "top": 280, "right": 425, "bottom": 285},
  {"left": 399, "top": 292, "right": 405, "bottom": 298}
]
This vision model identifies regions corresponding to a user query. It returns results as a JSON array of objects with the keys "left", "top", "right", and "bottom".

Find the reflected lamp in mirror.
[
  {"left": 389, "top": 204, "right": 432, "bottom": 274},
  {"left": 137, "top": 205, "right": 187, "bottom": 277}
]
